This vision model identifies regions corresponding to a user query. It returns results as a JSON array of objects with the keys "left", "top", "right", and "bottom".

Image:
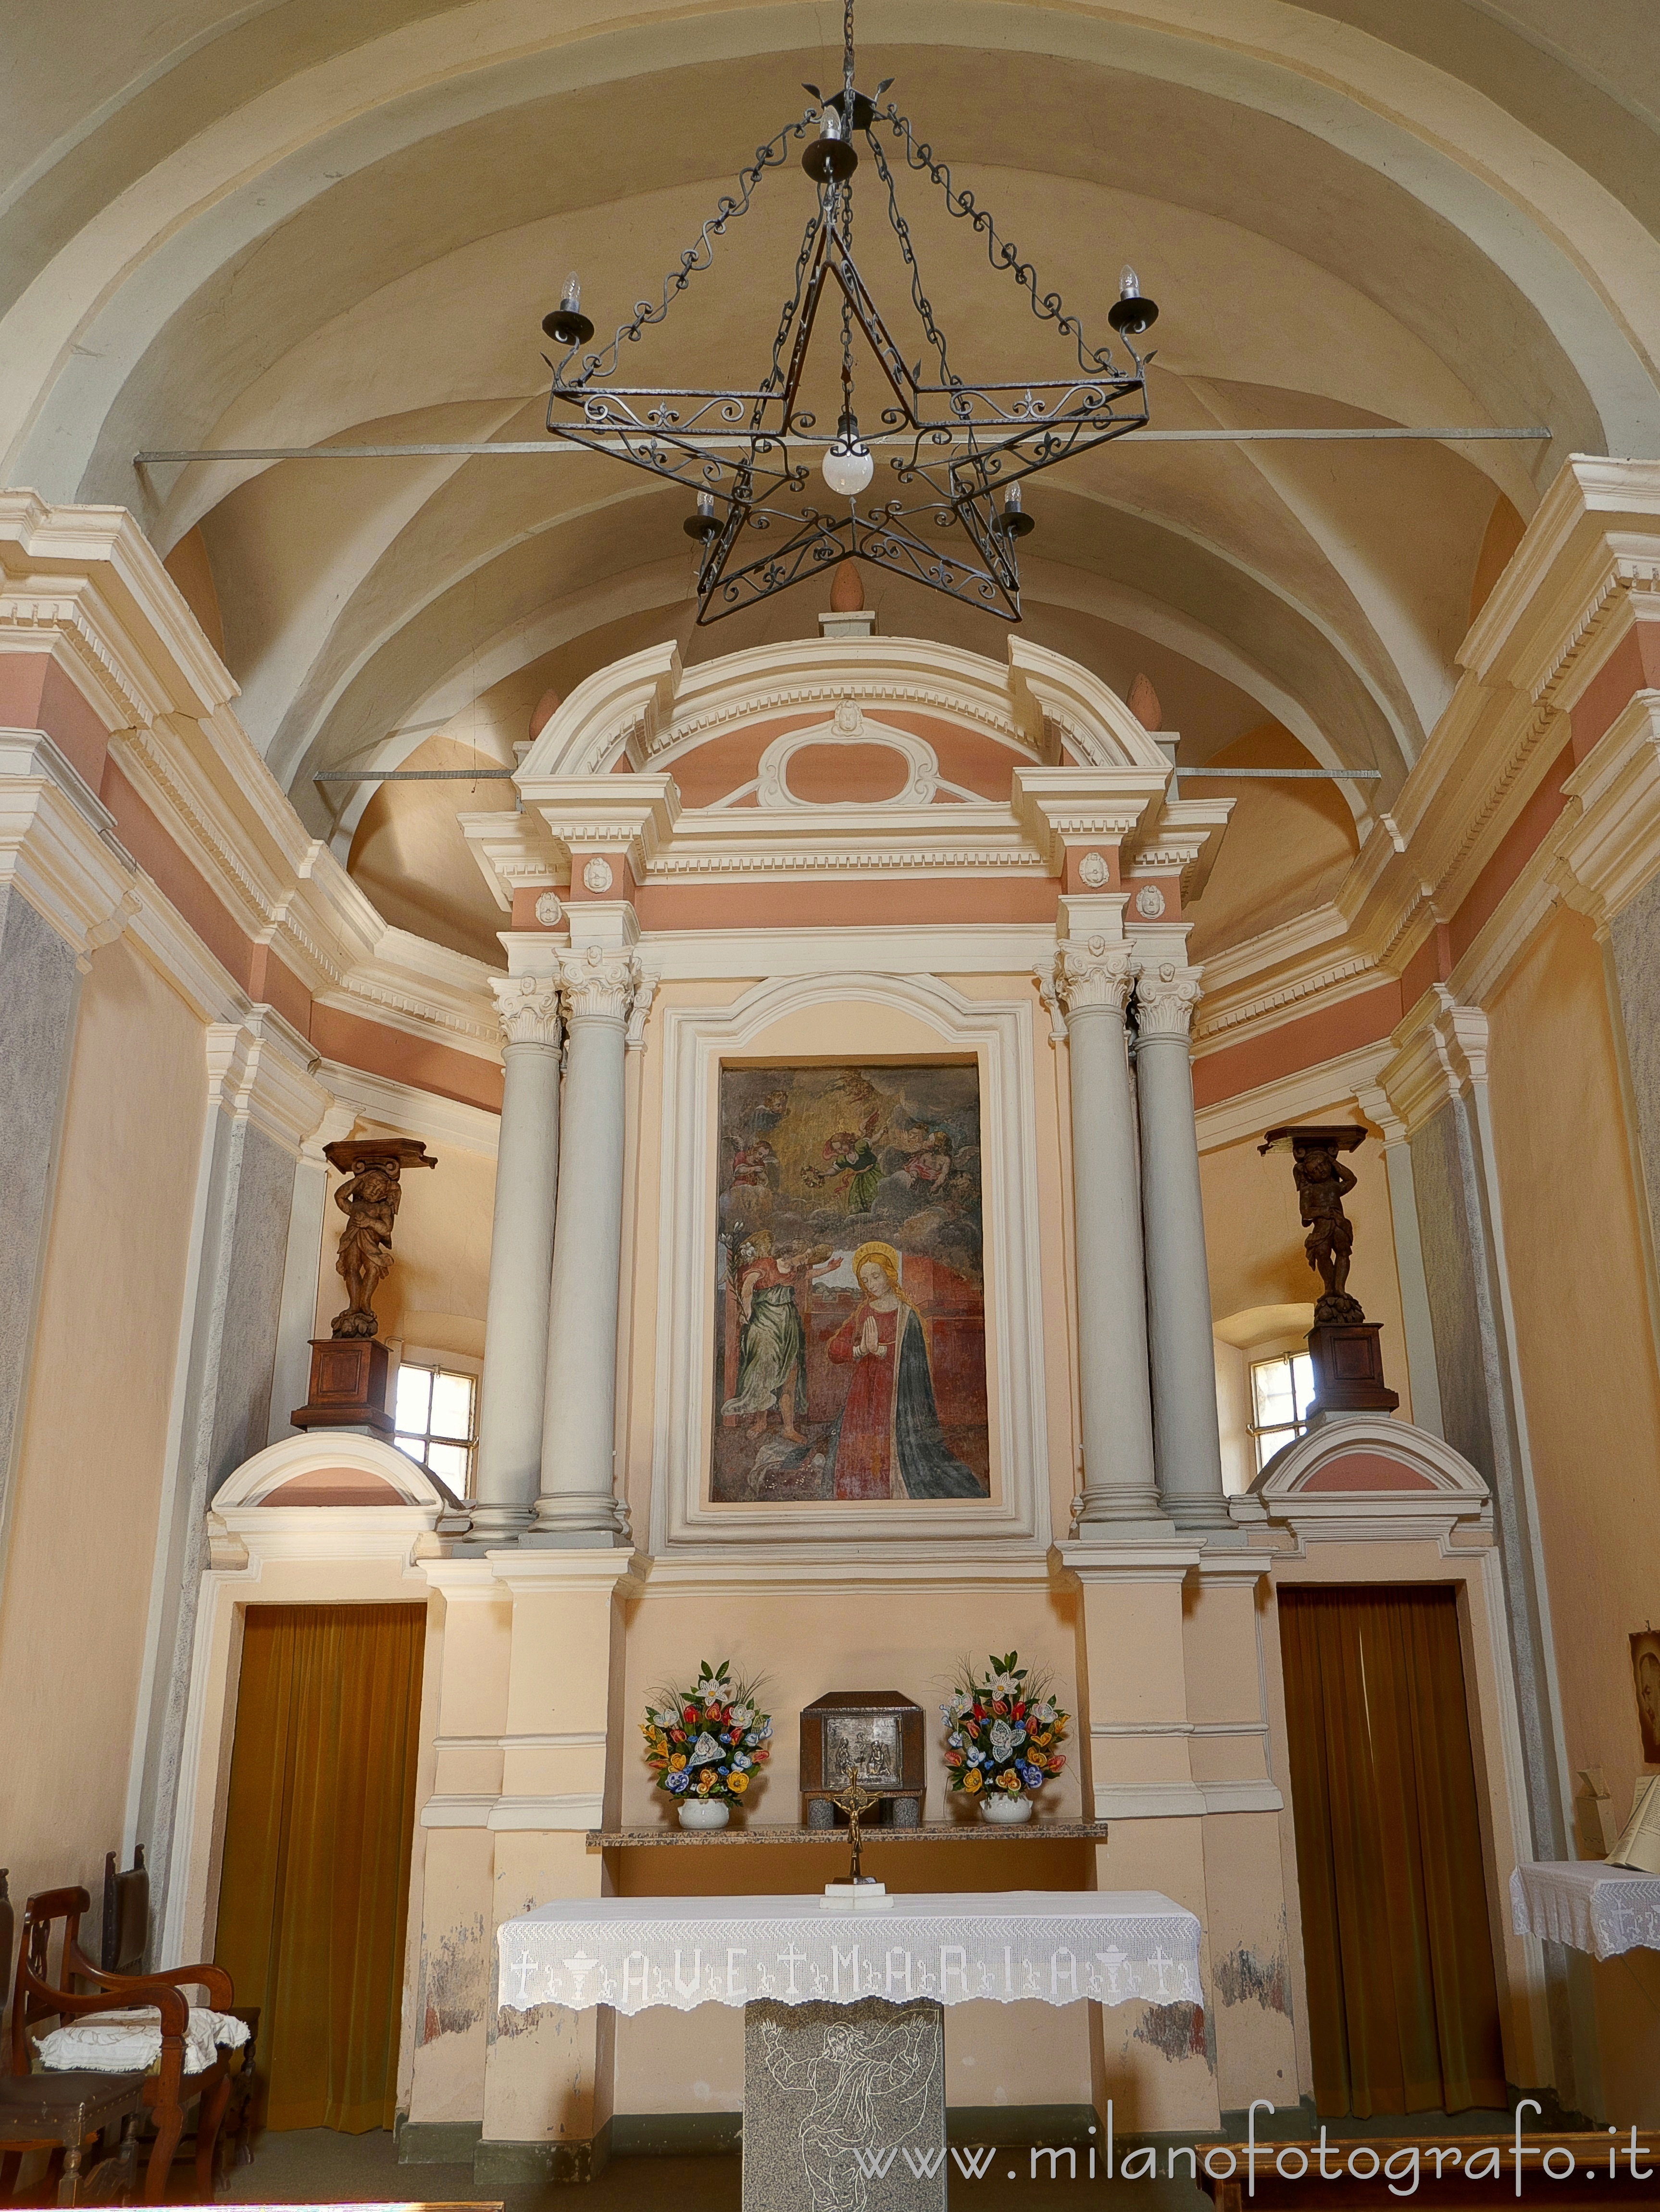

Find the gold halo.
[{"left": 851, "top": 1240, "right": 901, "bottom": 1287}]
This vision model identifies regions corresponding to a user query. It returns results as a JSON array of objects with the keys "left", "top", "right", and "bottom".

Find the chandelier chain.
[
  {"left": 560, "top": 109, "right": 816, "bottom": 389},
  {"left": 873, "top": 102, "right": 1126, "bottom": 383},
  {"left": 862, "top": 125, "right": 959, "bottom": 399}
]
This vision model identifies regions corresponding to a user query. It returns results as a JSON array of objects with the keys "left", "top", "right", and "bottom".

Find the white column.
[
  {"left": 1134, "top": 960, "right": 1231, "bottom": 1535},
  {"left": 530, "top": 950, "right": 637, "bottom": 1547},
  {"left": 471, "top": 978, "right": 564, "bottom": 1543},
  {"left": 1055, "top": 940, "right": 1168, "bottom": 1531}
]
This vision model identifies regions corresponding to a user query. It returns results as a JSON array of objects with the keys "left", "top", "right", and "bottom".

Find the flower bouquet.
[
  {"left": 942, "top": 1650, "right": 1069, "bottom": 1823},
  {"left": 642, "top": 1660, "right": 772, "bottom": 1828}
]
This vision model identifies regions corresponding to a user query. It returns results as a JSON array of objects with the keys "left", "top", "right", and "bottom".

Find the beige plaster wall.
[
  {"left": 0, "top": 936, "right": 205, "bottom": 1912},
  {"left": 1485, "top": 904, "right": 1660, "bottom": 2118}
]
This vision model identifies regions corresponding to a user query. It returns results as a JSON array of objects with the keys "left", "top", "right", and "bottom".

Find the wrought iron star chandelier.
[{"left": 537, "top": 0, "right": 1158, "bottom": 625}]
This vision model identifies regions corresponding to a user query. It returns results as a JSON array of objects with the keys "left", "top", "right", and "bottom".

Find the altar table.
[
  {"left": 498, "top": 1892, "right": 1203, "bottom": 2212},
  {"left": 1510, "top": 1861, "right": 1660, "bottom": 1960}
]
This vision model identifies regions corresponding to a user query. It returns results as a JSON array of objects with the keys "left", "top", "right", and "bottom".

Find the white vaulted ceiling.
[{"left": 4, "top": 0, "right": 1658, "bottom": 962}]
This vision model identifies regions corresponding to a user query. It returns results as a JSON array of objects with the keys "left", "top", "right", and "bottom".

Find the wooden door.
[
  {"left": 1279, "top": 1585, "right": 1506, "bottom": 2118},
  {"left": 213, "top": 1602, "right": 425, "bottom": 2132}
]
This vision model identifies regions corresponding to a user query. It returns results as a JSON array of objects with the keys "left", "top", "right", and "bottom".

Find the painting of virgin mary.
[
  {"left": 710, "top": 1062, "right": 989, "bottom": 1504},
  {"left": 824, "top": 1242, "right": 982, "bottom": 1499}
]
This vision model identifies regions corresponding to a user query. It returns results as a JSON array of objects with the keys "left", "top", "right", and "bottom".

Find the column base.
[
  {"left": 1163, "top": 1496, "right": 1244, "bottom": 1543},
  {"left": 524, "top": 1495, "right": 633, "bottom": 1547},
  {"left": 451, "top": 1501, "right": 537, "bottom": 1550},
  {"left": 1072, "top": 1488, "right": 1174, "bottom": 1542}
]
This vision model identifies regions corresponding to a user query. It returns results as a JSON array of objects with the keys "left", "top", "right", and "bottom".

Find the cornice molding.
[
  {"left": 1554, "top": 690, "right": 1660, "bottom": 928},
  {"left": 317, "top": 1059, "right": 501, "bottom": 1155},
  {"left": 1377, "top": 988, "right": 1490, "bottom": 1140},
  {"left": 0, "top": 493, "right": 238, "bottom": 730},
  {"left": 204, "top": 1008, "right": 329, "bottom": 1156},
  {"left": 0, "top": 726, "right": 140, "bottom": 965},
  {"left": 1195, "top": 1042, "right": 1395, "bottom": 1155}
]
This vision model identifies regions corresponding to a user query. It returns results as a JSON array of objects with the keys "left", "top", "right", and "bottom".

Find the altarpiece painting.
[{"left": 709, "top": 1063, "right": 990, "bottom": 1504}]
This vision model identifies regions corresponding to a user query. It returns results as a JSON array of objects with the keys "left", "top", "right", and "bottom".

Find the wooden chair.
[
  {"left": 99, "top": 1848, "right": 261, "bottom": 2179},
  {"left": 0, "top": 1871, "right": 147, "bottom": 2207},
  {"left": 98, "top": 1854, "right": 147, "bottom": 1978},
  {"left": 10, "top": 1887, "right": 235, "bottom": 2204}
]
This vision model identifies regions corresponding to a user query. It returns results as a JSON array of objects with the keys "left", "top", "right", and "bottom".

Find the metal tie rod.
[
  {"left": 314, "top": 767, "right": 515, "bottom": 781},
  {"left": 137, "top": 427, "right": 1551, "bottom": 464},
  {"left": 312, "top": 763, "right": 1381, "bottom": 786}
]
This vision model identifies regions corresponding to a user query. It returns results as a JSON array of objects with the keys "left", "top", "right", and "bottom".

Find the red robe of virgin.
[{"left": 825, "top": 1302, "right": 901, "bottom": 1499}]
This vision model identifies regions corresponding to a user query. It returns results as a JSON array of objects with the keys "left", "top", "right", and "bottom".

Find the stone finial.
[
  {"left": 1126, "top": 672, "right": 1161, "bottom": 730},
  {"left": 528, "top": 686, "right": 563, "bottom": 742},
  {"left": 830, "top": 560, "right": 864, "bottom": 612},
  {"left": 819, "top": 561, "right": 877, "bottom": 639}
]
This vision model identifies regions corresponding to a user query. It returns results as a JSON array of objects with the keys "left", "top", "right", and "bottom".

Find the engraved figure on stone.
[
  {"left": 759, "top": 2011, "right": 936, "bottom": 2212},
  {"left": 1291, "top": 1137, "right": 1362, "bottom": 1324}
]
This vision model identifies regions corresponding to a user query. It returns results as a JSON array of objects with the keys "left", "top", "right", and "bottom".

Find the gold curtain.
[
  {"left": 214, "top": 1602, "right": 426, "bottom": 2133},
  {"left": 1279, "top": 1586, "right": 1507, "bottom": 2119}
]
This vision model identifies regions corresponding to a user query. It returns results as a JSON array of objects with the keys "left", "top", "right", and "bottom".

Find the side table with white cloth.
[
  {"left": 1510, "top": 1861, "right": 1660, "bottom": 1960},
  {"left": 499, "top": 1890, "right": 1203, "bottom": 2211}
]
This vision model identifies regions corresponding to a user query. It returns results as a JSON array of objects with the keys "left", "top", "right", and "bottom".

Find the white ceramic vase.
[
  {"left": 979, "top": 1792, "right": 1035, "bottom": 1825},
  {"left": 678, "top": 1798, "right": 731, "bottom": 1830}
]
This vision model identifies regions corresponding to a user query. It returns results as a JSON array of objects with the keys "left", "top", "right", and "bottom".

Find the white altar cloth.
[
  {"left": 1510, "top": 1861, "right": 1660, "bottom": 1960},
  {"left": 497, "top": 1890, "right": 1202, "bottom": 2016}
]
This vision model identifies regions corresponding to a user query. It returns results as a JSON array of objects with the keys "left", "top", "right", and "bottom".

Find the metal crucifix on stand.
[{"left": 831, "top": 1761, "right": 882, "bottom": 1887}]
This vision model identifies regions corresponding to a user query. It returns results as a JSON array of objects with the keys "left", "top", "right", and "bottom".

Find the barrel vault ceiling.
[{"left": 5, "top": 0, "right": 1658, "bottom": 964}]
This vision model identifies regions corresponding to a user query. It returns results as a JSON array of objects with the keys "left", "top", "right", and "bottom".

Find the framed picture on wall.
[
  {"left": 709, "top": 1062, "right": 990, "bottom": 1505},
  {"left": 1633, "top": 1631, "right": 1660, "bottom": 1764}
]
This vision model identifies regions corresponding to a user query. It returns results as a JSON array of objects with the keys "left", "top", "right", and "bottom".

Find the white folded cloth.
[{"left": 36, "top": 2005, "right": 250, "bottom": 2077}]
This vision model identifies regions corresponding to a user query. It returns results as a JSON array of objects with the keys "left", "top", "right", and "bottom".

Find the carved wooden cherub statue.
[
  {"left": 325, "top": 1139, "right": 436, "bottom": 1339},
  {"left": 1259, "top": 1125, "right": 1367, "bottom": 1326}
]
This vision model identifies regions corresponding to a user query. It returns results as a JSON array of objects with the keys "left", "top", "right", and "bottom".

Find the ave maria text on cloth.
[{"left": 496, "top": 1891, "right": 1202, "bottom": 2014}]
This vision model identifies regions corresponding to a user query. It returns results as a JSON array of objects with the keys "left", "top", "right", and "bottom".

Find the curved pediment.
[{"left": 517, "top": 633, "right": 1173, "bottom": 787}]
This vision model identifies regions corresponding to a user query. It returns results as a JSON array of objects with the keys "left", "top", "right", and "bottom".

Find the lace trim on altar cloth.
[{"left": 497, "top": 1897, "right": 1203, "bottom": 2016}]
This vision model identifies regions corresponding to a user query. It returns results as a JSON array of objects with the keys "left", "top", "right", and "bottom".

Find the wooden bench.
[{"left": 1198, "top": 2129, "right": 1660, "bottom": 2208}]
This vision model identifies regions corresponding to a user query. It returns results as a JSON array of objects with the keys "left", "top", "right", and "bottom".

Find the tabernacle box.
[{"left": 800, "top": 1690, "right": 925, "bottom": 1829}]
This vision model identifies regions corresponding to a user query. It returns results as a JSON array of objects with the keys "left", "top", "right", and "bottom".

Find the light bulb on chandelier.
[{"left": 822, "top": 413, "right": 874, "bottom": 499}]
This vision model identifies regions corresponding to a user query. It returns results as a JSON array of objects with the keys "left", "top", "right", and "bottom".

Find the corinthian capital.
[
  {"left": 558, "top": 946, "right": 641, "bottom": 1024},
  {"left": 490, "top": 975, "right": 563, "bottom": 1049},
  {"left": 1134, "top": 960, "right": 1202, "bottom": 1040},
  {"left": 1054, "top": 936, "right": 1136, "bottom": 1017}
]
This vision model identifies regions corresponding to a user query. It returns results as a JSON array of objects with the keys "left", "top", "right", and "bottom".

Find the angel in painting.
[{"left": 721, "top": 1230, "right": 834, "bottom": 1440}]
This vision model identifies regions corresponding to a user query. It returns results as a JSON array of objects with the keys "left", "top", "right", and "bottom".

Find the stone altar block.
[{"left": 744, "top": 1997, "right": 945, "bottom": 2212}]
